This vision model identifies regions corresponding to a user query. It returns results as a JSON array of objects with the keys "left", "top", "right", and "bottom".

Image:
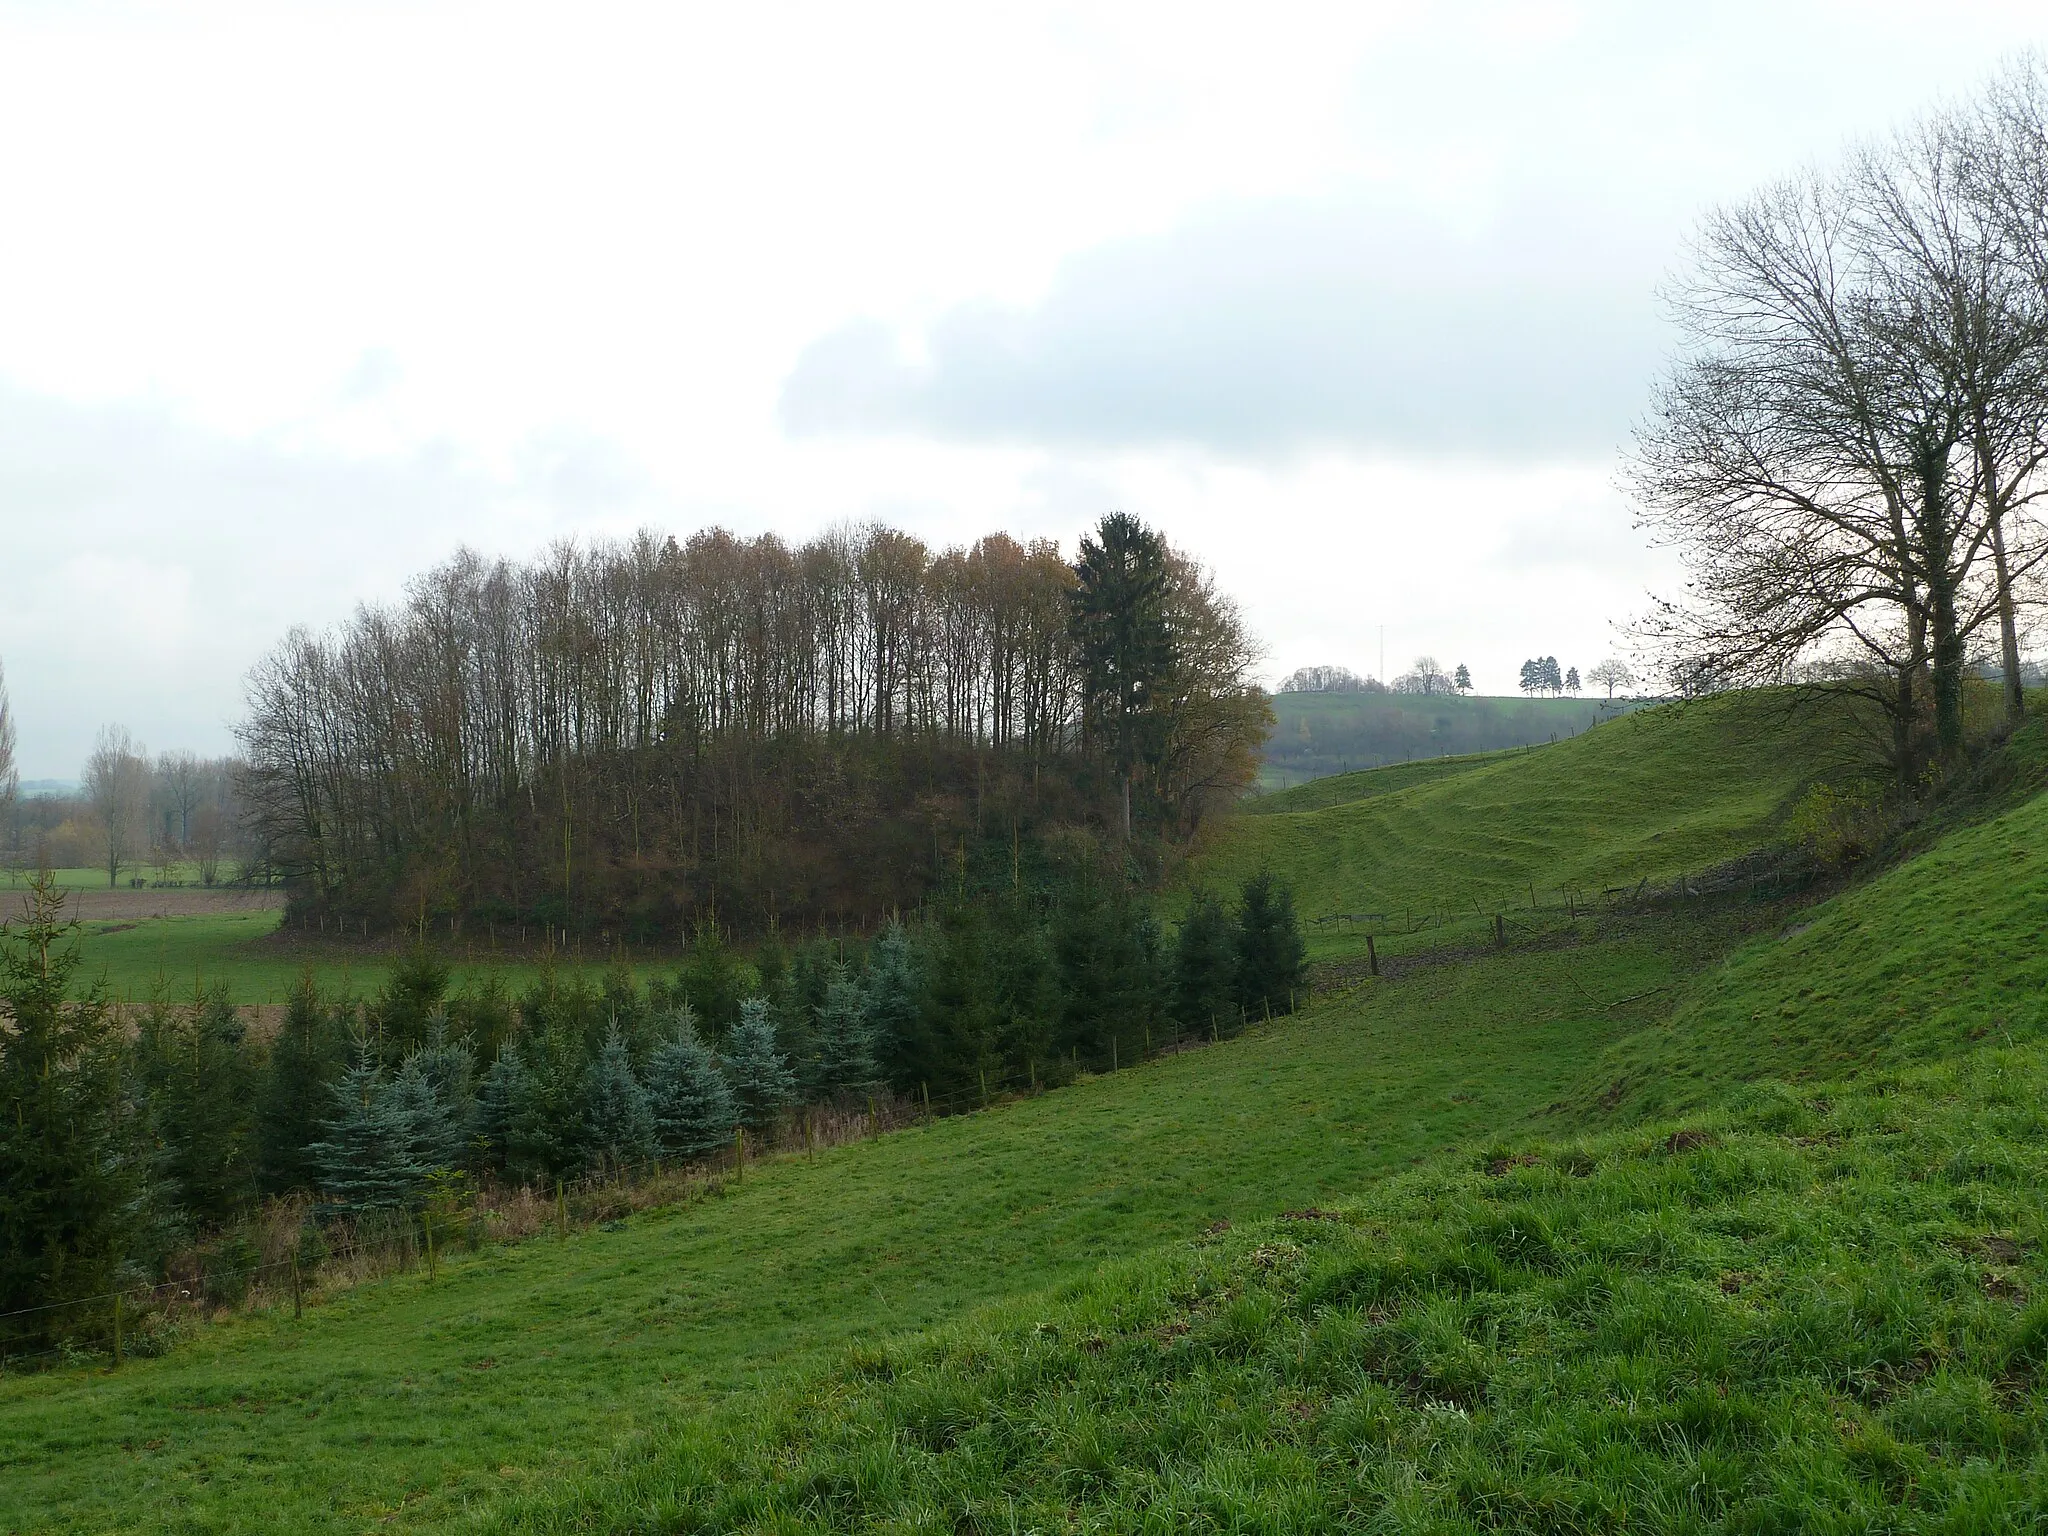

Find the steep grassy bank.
[
  {"left": 509, "top": 1041, "right": 2048, "bottom": 1533},
  {"left": 1584, "top": 748, "right": 2048, "bottom": 1120}
]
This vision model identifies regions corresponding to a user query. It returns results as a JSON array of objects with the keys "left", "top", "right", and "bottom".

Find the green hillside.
[
  {"left": 516, "top": 1043, "right": 2048, "bottom": 1533},
  {"left": 484, "top": 706, "right": 2048, "bottom": 1533},
  {"left": 1259, "top": 690, "right": 1630, "bottom": 791},
  {"left": 8, "top": 688, "right": 2041, "bottom": 1533},
  {"left": 0, "top": 924, "right": 1715, "bottom": 1533},
  {"left": 1201, "top": 693, "right": 1848, "bottom": 944},
  {"left": 1245, "top": 747, "right": 1515, "bottom": 815}
]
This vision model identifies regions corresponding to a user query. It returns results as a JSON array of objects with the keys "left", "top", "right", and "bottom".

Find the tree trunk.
[
  {"left": 1120, "top": 772, "right": 1132, "bottom": 842},
  {"left": 1930, "top": 574, "right": 1965, "bottom": 759},
  {"left": 1990, "top": 508, "right": 2025, "bottom": 724}
]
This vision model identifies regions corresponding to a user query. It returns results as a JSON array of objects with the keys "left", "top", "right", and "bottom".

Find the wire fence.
[{"left": 1305, "top": 850, "right": 1805, "bottom": 939}]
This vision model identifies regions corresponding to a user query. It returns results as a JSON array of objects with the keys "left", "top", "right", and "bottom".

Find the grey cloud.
[{"left": 781, "top": 195, "right": 1672, "bottom": 459}]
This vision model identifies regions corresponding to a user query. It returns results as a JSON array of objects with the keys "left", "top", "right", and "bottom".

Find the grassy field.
[
  {"left": 1259, "top": 690, "right": 1632, "bottom": 790},
  {"left": 478, "top": 704, "right": 2048, "bottom": 1533},
  {"left": 1199, "top": 693, "right": 1852, "bottom": 963},
  {"left": 1, "top": 919, "right": 1733, "bottom": 1533},
  {"left": 62, "top": 913, "right": 684, "bottom": 1008},
  {"left": 7, "top": 688, "right": 2039, "bottom": 1531},
  {"left": 1244, "top": 748, "right": 1516, "bottom": 815}
]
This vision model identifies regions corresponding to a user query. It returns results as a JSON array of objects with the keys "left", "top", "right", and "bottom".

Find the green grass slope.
[
  {"left": 1201, "top": 693, "right": 1843, "bottom": 935},
  {"left": 0, "top": 925, "right": 1727, "bottom": 1534},
  {"left": 513, "top": 1044, "right": 2048, "bottom": 1534},
  {"left": 1260, "top": 691, "right": 1627, "bottom": 791},
  {"left": 1587, "top": 755, "right": 2048, "bottom": 1121},
  {"left": 1245, "top": 748, "right": 1515, "bottom": 816}
]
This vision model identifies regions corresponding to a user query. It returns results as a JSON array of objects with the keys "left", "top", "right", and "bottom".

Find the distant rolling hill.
[{"left": 1258, "top": 689, "right": 1636, "bottom": 791}]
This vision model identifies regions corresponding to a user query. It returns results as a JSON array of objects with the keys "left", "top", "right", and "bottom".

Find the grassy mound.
[
  {"left": 497, "top": 1045, "right": 2048, "bottom": 1534},
  {"left": 1245, "top": 749, "right": 1514, "bottom": 816},
  {"left": 1586, "top": 741, "right": 2048, "bottom": 1121},
  {"left": 1198, "top": 693, "right": 1848, "bottom": 933}
]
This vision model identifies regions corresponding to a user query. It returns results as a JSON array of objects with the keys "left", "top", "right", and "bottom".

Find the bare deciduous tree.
[
  {"left": 1587, "top": 659, "right": 1636, "bottom": 698},
  {"left": 1630, "top": 64, "right": 2048, "bottom": 779},
  {"left": 157, "top": 750, "right": 204, "bottom": 850},
  {"left": 84, "top": 726, "right": 149, "bottom": 888},
  {"left": 0, "top": 656, "right": 16, "bottom": 823}
]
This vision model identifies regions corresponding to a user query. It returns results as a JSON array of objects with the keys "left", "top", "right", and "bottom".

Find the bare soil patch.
[{"left": 23, "top": 886, "right": 285, "bottom": 922}]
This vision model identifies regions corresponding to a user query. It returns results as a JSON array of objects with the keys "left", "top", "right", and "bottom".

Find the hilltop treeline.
[{"left": 240, "top": 516, "right": 1268, "bottom": 937}]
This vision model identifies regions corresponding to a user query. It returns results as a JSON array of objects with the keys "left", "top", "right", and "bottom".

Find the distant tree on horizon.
[
  {"left": 1277, "top": 664, "right": 1382, "bottom": 694},
  {"left": 1588, "top": 659, "right": 1635, "bottom": 698},
  {"left": 1565, "top": 666, "right": 1582, "bottom": 695},
  {"left": 1453, "top": 663, "right": 1472, "bottom": 694}
]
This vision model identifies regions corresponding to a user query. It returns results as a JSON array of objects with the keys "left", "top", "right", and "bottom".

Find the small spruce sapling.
[
  {"left": 811, "top": 976, "right": 878, "bottom": 1101},
  {"left": 645, "top": 1008, "right": 738, "bottom": 1159},
  {"left": 309, "top": 1042, "right": 424, "bottom": 1214},
  {"left": 1234, "top": 872, "right": 1308, "bottom": 1019},
  {"left": 580, "top": 1023, "right": 656, "bottom": 1170},
  {"left": 723, "top": 998, "right": 796, "bottom": 1132}
]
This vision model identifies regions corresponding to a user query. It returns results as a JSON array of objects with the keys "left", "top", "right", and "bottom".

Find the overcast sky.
[{"left": 3, "top": 1, "right": 2045, "bottom": 778}]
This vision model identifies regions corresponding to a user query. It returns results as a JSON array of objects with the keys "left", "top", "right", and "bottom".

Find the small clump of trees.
[{"left": 239, "top": 515, "right": 1269, "bottom": 940}]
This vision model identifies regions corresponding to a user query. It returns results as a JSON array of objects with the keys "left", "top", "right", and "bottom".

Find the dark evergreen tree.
[
  {"left": 986, "top": 908, "right": 1056, "bottom": 1084},
  {"left": 580, "top": 1024, "right": 655, "bottom": 1169},
  {"left": 723, "top": 998, "right": 795, "bottom": 1131},
  {"left": 309, "top": 1042, "right": 423, "bottom": 1213},
  {"left": 865, "top": 920, "right": 925, "bottom": 1091},
  {"left": 258, "top": 972, "right": 350, "bottom": 1196},
  {"left": 645, "top": 1010, "right": 738, "bottom": 1158},
  {"left": 1172, "top": 890, "right": 1238, "bottom": 1038},
  {"left": 374, "top": 944, "right": 451, "bottom": 1057},
  {"left": 135, "top": 983, "right": 260, "bottom": 1227},
  {"left": 1454, "top": 663, "right": 1473, "bottom": 694},
  {"left": 448, "top": 973, "right": 516, "bottom": 1062},
  {"left": 0, "top": 875, "right": 142, "bottom": 1348},
  {"left": 1234, "top": 872, "right": 1308, "bottom": 1019},
  {"left": 506, "top": 1022, "right": 587, "bottom": 1180},
  {"left": 1053, "top": 882, "right": 1163, "bottom": 1069},
  {"left": 920, "top": 902, "right": 998, "bottom": 1097},
  {"left": 811, "top": 975, "right": 878, "bottom": 1102},
  {"left": 678, "top": 921, "right": 744, "bottom": 1041},
  {"left": 471, "top": 1049, "right": 529, "bottom": 1174},
  {"left": 1071, "top": 512, "right": 1173, "bottom": 839}
]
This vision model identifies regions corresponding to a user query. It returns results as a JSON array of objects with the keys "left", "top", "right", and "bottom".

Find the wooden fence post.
[
  {"left": 292, "top": 1252, "right": 303, "bottom": 1319},
  {"left": 113, "top": 1291, "right": 122, "bottom": 1369},
  {"left": 556, "top": 1179, "right": 567, "bottom": 1238},
  {"left": 1494, "top": 913, "right": 1505, "bottom": 947},
  {"left": 1367, "top": 934, "right": 1379, "bottom": 977}
]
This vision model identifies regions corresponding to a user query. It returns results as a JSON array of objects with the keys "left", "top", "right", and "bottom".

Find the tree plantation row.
[
  {"left": 239, "top": 514, "right": 1269, "bottom": 940},
  {"left": 0, "top": 867, "right": 1306, "bottom": 1356}
]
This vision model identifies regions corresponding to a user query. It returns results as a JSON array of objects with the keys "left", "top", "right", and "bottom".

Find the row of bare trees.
[
  {"left": 1633, "top": 58, "right": 2048, "bottom": 782},
  {"left": 240, "top": 520, "right": 1267, "bottom": 937}
]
